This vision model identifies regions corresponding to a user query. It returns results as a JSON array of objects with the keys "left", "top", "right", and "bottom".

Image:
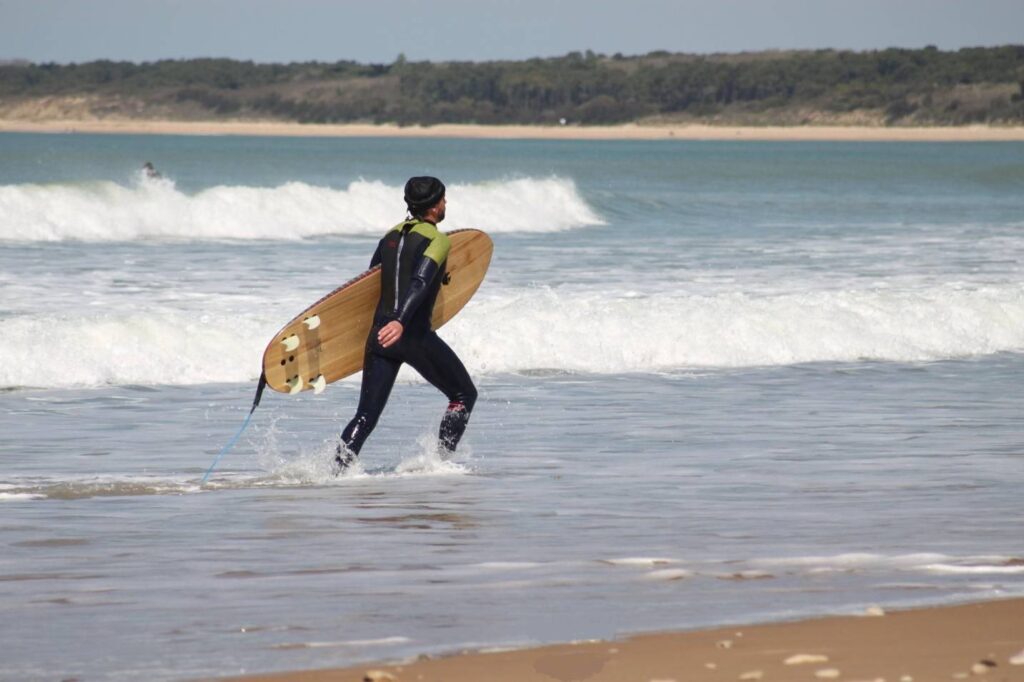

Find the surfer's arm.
[
  {"left": 394, "top": 256, "right": 440, "bottom": 325},
  {"left": 369, "top": 241, "right": 383, "bottom": 268}
]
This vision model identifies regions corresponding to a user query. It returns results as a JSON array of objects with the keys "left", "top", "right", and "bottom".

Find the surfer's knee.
[{"left": 453, "top": 383, "right": 477, "bottom": 413}]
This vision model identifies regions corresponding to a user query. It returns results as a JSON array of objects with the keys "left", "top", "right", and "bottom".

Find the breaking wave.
[
  {"left": 0, "top": 176, "right": 603, "bottom": 242},
  {"left": 1, "top": 283, "right": 1022, "bottom": 389}
]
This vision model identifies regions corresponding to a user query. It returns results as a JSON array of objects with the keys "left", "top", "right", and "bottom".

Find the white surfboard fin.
[
  {"left": 303, "top": 315, "right": 321, "bottom": 330},
  {"left": 310, "top": 374, "right": 326, "bottom": 394},
  {"left": 286, "top": 376, "right": 303, "bottom": 394},
  {"left": 281, "top": 334, "right": 300, "bottom": 352}
]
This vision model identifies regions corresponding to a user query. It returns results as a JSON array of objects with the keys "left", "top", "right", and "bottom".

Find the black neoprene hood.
[{"left": 404, "top": 176, "right": 446, "bottom": 211}]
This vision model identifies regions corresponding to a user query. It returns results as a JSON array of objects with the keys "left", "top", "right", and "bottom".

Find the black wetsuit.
[{"left": 338, "top": 219, "right": 477, "bottom": 463}]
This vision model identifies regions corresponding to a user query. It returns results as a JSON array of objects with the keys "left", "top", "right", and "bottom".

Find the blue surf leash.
[{"left": 202, "top": 372, "right": 267, "bottom": 485}]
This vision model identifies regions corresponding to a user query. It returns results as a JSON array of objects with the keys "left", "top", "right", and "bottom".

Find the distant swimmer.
[
  {"left": 142, "top": 161, "right": 161, "bottom": 179},
  {"left": 335, "top": 176, "right": 477, "bottom": 470}
]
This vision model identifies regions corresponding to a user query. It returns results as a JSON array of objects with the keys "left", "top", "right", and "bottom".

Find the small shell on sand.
[
  {"left": 815, "top": 668, "right": 841, "bottom": 679},
  {"left": 706, "top": 663, "right": 718, "bottom": 670},
  {"left": 364, "top": 671, "right": 397, "bottom": 682},
  {"left": 971, "top": 659, "right": 997, "bottom": 674},
  {"left": 785, "top": 654, "right": 830, "bottom": 665},
  {"left": 900, "top": 676, "right": 913, "bottom": 682},
  {"left": 717, "top": 639, "right": 734, "bottom": 649},
  {"left": 1010, "top": 649, "right": 1024, "bottom": 665},
  {"left": 738, "top": 671, "right": 764, "bottom": 680}
]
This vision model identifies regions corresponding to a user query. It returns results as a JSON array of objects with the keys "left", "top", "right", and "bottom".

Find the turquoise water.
[{"left": 1, "top": 133, "right": 1023, "bottom": 681}]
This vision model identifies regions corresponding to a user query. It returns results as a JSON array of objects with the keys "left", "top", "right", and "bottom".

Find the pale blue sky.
[{"left": 1, "top": 0, "right": 1021, "bottom": 64}]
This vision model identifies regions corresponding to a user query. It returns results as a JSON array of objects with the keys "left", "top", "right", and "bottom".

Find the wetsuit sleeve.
[{"left": 394, "top": 255, "right": 440, "bottom": 325}]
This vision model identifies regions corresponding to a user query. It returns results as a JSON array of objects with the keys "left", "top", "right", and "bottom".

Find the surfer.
[
  {"left": 336, "top": 176, "right": 477, "bottom": 470},
  {"left": 142, "top": 161, "right": 161, "bottom": 179}
]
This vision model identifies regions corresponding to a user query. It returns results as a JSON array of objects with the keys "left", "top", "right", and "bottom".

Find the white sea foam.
[
  {"left": 392, "top": 450, "right": 469, "bottom": 476},
  {"left": 643, "top": 568, "right": 694, "bottom": 581},
  {"left": 0, "top": 310, "right": 268, "bottom": 388},
  {"left": 445, "top": 283, "right": 1024, "bottom": 373},
  {"left": 751, "top": 553, "right": 951, "bottom": 569},
  {"left": 602, "top": 557, "right": 677, "bottom": 567},
  {"left": 746, "top": 553, "right": 1024, "bottom": 577},
  {"left": 0, "top": 176, "right": 602, "bottom": 242},
  {"left": 1, "top": 283, "right": 1023, "bottom": 389},
  {"left": 272, "top": 636, "right": 412, "bottom": 650},
  {"left": 473, "top": 562, "right": 545, "bottom": 570},
  {"left": 922, "top": 563, "right": 1024, "bottom": 575},
  {"left": 0, "top": 492, "right": 46, "bottom": 501},
  {"left": 0, "top": 475, "right": 203, "bottom": 500}
]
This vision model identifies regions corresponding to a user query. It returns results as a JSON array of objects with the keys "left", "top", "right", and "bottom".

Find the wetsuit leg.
[
  {"left": 402, "top": 332, "right": 478, "bottom": 453},
  {"left": 340, "top": 350, "right": 401, "bottom": 462}
]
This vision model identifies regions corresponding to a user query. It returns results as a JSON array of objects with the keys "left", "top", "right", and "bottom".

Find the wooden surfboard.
[{"left": 262, "top": 229, "right": 493, "bottom": 394}]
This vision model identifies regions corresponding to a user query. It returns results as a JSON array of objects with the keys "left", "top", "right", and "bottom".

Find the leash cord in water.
[{"left": 201, "top": 372, "right": 267, "bottom": 485}]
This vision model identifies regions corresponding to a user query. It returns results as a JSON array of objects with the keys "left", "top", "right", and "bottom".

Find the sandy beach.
[
  {"left": 226, "top": 598, "right": 1024, "bottom": 682},
  {"left": 3, "top": 118, "right": 1024, "bottom": 141}
]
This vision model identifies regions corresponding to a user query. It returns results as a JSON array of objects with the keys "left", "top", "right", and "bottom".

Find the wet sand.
[
  {"left": 3, "top": 119, "right": 1024, "bottom": 141},
  {"left": 227, "top": 597, "right": 1024, "bottom": 682}
]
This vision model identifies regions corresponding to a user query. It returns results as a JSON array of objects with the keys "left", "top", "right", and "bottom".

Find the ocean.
[{"left": 1, "top": 132, "right": 1022, "bottom": 681}]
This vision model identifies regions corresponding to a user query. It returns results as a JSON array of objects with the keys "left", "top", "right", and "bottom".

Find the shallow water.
[{"left": 1, "top": 134, "right": 1023, "bottom": 680}]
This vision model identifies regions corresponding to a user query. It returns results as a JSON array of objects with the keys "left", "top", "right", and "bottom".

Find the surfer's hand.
[{"left": 378, "top": 320, "right": 404, "bottom": 348}]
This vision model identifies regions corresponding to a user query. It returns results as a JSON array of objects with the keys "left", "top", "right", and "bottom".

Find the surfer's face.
[{"left": 433, "top": 196, "right": 447, "bottom": 223}]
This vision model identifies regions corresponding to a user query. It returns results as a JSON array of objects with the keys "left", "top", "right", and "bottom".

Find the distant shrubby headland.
[{"left": 1, "top": 46, "right": 1022, "bottom": 126}]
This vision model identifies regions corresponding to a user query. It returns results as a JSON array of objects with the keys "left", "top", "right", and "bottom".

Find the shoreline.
[
  {"left": 226, "top": 597, "right": 1024, "bottom": 682},
  {"left": 4, "top": 119, "right": 1024, "bottom": 141}
]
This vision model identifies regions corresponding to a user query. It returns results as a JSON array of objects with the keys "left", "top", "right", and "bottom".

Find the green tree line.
[{"left": 2, "top": 46, "right": 1023, "bottom": 125}]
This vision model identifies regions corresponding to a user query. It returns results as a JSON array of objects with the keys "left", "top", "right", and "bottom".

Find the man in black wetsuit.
[{"left": 336, "top": 176, "right": 477, "bottom": 470}]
